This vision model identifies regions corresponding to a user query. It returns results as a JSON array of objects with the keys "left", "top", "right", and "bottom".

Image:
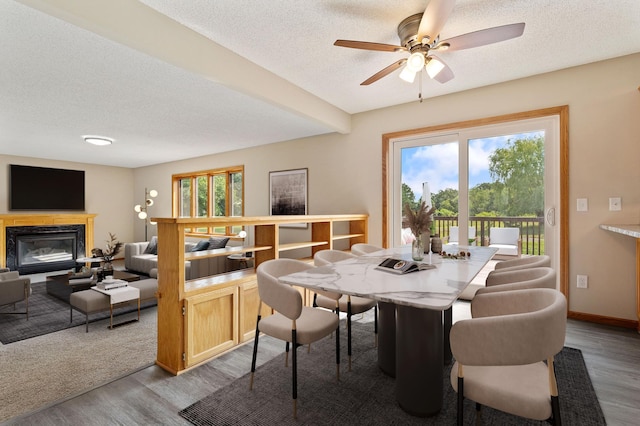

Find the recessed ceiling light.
[{"left": 83, "top": 135, "right": 113, "bottom": 146}]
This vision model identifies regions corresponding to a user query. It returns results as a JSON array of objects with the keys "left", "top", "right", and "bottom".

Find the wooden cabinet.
[
  {"left": 184, "top": 286, "right": 238, "bottom": 367},
  {"left": 153, "top": 214, "right": 368, "bottom": 375}
]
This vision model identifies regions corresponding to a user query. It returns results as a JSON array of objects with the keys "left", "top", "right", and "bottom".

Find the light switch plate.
[
  {"left": 576, "top": 198, "right": 588, "bottom": 212},
  {"left": 609, "top": 197, "right": 622, "bottom": 211}
]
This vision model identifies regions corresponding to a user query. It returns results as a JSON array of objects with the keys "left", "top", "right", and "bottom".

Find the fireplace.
[{"left": 5, "top": 225, "right": 86, "bottom": 274}]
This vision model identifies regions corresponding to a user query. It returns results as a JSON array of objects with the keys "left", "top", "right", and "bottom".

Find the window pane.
[
  {"left": 173, "top": 167, "right": 244, "bottom": 231},
  {"left": 180, "top": 178, "right": 191, "bottom": 217},
  {"left": 468, "top": 131, "right": 545, "bottom": 254},
  {"left": 230, "top": 172, "right": 243, "bottom": 234},
  {"left": 212, "top": 174, "right": 226, "bottom": 234},
  {"left": 213, "top": 174, "right": 226, "bottom": 217},
  {"left": 401, "top": 142, "right": 458, "bottom": 243},
  {"left": 196, "top": 176, "right": 208, "bottom": 218},
  {"left": 230, "top": 172, "right": 242, "bottom": 216}
]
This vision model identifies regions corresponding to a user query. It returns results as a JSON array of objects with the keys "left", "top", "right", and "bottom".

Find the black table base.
[{"left": 395, "top": 305, "right": 444, "bottom": 417}]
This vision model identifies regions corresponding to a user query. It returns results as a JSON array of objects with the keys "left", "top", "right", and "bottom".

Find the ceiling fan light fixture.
[
  {"left": 426, "top": 57, "right": 445, "bottom": 79},
  {"left": 399, "top": 65, "right": 417, "bottom": 83},
  {"left": 406, "top": 52, "right": 426, "bottom": 72}
]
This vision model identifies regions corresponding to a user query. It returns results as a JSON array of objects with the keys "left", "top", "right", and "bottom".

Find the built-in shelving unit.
[{"left": 152, "top": 214, "right": 368, "bottom": 375}]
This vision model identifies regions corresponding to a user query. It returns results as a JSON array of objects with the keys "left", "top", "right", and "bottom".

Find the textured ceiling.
[{"left": 2, "top": 0, "right": 640, "bottom": 168}]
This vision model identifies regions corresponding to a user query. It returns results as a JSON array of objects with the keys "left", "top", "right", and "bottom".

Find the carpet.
[
  {"left": 0, "top": 305, "right": 157, "bottom": 422},
  {"left": 0, "top": 281, "right": 156, "bottom": 344},
  {"left": 179, "top": 321, "right": 606, "bottom": 425}
]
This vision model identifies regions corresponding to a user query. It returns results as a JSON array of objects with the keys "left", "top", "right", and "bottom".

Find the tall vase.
[
  {"left": 100, "top": 261, "right": 114, "bottom": 280},
  {"left": 422, "top": 231, "right": 431, "bottom": 254},
  {"left": 411, "top": 239, "right": 424, "bottom": 261}
]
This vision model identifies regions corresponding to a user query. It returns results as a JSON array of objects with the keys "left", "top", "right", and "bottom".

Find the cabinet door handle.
[{"left": 546, "top": 207, "right": 556, "bottom": 226}]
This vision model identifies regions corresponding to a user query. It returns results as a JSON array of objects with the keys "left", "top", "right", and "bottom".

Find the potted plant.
[
  {"left": 91, "top": 232, "right": 123, "bottom": 278},
  {"left": 403, "top": 202, "right": 436, "bottom": 261}
]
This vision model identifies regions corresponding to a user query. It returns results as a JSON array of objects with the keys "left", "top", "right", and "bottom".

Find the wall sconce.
[{"left": 134, "top": 188, "right": 158, "bottom": 241}]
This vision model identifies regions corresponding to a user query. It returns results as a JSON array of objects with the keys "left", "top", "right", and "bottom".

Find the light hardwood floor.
[{"left": 5, "top": 302, "right": 640, "bottom": 426}]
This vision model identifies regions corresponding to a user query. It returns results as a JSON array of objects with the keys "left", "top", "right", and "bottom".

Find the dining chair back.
[
  {"left": 350, "top": 243, "right": 383, "bottom": 256},
  {"left": 492, "top": 254, "right": 551, "bottom": 273},
  {"left": 476, "top": 266, "right": 556, "bottom": 297}
]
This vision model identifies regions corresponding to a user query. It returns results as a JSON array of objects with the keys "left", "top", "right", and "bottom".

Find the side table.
[
  {"left": 46, "top": 273, "right": 95, "bottom": 303},
  {"left": 91, "top": 285, "right": 140, "bottom": 329},
  {"left": 227, "top": 254, "right": 254, "bottom": 270}
]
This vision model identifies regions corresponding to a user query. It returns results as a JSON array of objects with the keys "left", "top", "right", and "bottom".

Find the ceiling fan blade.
[
  {"left": 417, "top": 0, "right": 455, "bottom": 43},
  {"left": 438, "top": 22, "right": 525, "bottom": 51},
  {"left": 361, "top": 59, "right": 407, "bottom": 85},
  {"left": 430, "top": 55, "right": 454, "bottom": 83},
  {"left": 334, "top": 40, "right": 406, "bottom": 52}
]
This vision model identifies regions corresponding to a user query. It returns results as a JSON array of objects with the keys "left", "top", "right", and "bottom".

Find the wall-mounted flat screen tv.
[{"left": 9, "top": 164, "right": 85, "bottom": 210}]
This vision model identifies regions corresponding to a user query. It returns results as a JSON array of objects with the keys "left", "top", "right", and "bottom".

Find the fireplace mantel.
[{"left": 0, "top": 214, "right": 96, "bottom": 269}]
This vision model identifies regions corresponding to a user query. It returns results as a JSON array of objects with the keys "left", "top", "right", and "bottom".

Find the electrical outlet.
[
  {"left": 609, "top": 197, "right": 622, "bottom": 211},
  {"left": 577, "top": 275, "right": 588, "bottom": 289}
]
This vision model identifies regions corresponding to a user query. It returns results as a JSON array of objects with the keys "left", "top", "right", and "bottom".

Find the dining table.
[{"left": 279, "top": 244, "right": 498, "bottom": 417}]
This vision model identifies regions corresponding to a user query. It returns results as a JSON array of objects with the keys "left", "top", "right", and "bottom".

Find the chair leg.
[
  {"left": 291, "top": 329, "right": 298, "bottom": 419},
  {"left": 551, "top": 395, "right": 561, "bottom": 426},
  {"left": 374, "top": 304, "right": 378, "bottom": 347},
  {"left": 285, "top": 342, "right": 290, "bottom": 367},
  {"left": 249, "top": 315, "right": 261, "bottom": 390},
  {"left": 457, "top": 376, "right": 464, "bottom": 426},
  {"left": 347, "top": 300, "right": 353, "bottom": 371},
  {"left": 475, "top": 403, "right": 482, "bottom": 426},
  {"left": 335, "top": 319, "right": 341, "bottom": 381}
]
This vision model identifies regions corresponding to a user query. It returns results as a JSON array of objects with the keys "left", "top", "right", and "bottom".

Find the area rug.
[
  {"left": 0, "top": 305, "right": 157, "bottom": 422},
  {"left": 0, "top": 281, "right": 156, "bottom": 344},
  {"left": 179, "top": 322, "right": 606, "bottom": 425}
]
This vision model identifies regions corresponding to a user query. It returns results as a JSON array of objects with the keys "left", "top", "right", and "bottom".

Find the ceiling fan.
[{"left": 334, "top": 0, "right": 525, "bottom": 88}]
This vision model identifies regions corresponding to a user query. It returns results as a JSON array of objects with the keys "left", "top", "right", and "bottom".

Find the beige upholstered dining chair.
[
  {"left": 450, "top": 288, "right": 567, "bottom": 425},
  {"left": 0, "top": 270, "right": 31, "bottom": 320},
  {"left": 313, "top": 250, "right": 378, "bottom": 370},
  {"left": 492, "top": 254, "right": 551, "bottom": 273},
  {"left": 250, "top": 259, "right": 341, "bottom": 419},
  {"left": 476, "top": 266, "right": 556, "bottom": 297},
  {"left": 350, "top": 243, "right": 383, "bottom": 256}
]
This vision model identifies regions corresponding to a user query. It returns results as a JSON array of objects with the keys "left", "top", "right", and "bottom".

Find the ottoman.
[
  {"left": 128, "top": 278, "right": 158, "bottom": 301},
  {"left": 70, "top": 289, "right": 110, "bottom": 332}
]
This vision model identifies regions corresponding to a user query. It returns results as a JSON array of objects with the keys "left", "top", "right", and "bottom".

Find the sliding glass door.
[{"left": 391, "top": 116, "right": 560, "bottom": 268}]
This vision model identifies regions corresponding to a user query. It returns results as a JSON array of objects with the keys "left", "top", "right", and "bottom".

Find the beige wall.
[
  {"left": 0, "top": 155, "right": 135, "bottom": 253},
  {"left": 134, "top": 53, "right": 640, "bottom": 321},
  {"left": 4, "top": 53, "right": 638, "bottom": 321}
]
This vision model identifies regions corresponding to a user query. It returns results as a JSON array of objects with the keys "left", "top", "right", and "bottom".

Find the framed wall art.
[{"left": 269, "top": 168, "right": 308, "bottom": 228}]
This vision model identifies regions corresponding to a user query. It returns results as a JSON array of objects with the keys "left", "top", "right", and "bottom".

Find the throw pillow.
[
  {"left": 191, "top": 240, "right": 210, "bottom": 252},
  {"left": 144, "top": 236, "right": 158, "bottom": 255},
  {"left": 208, "top": 236, "right": 230, "bottom": 249}
]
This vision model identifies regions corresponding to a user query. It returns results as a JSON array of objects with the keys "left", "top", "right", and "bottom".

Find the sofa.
[{"left": 124, "top": 236, "right": 235, "bottom": 280}]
